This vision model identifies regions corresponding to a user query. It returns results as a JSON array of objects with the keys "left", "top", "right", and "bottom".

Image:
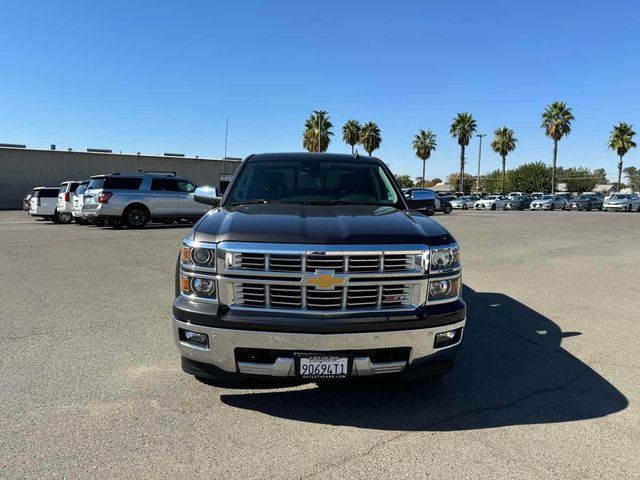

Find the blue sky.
[{"left": 1, "top": 0, "right": 639, "bottom": 181}]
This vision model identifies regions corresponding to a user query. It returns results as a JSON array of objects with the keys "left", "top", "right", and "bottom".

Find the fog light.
[
  {"left": 430, "top": 280, "right": 452, "bottom": 296},
  {"left": 180, "top": 329, "right": 209, "bottom": 347},
  {"left": 434, "top": 328, "right": 462, "bottom": 348}
]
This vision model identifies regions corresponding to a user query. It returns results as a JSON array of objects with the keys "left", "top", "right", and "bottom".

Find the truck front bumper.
[{"left": 173, "top": 317, "right": 465, "bottom": 378}]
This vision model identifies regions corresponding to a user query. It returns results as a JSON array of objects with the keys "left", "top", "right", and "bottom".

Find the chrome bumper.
[{"left": 173, "top": 317, "right": 465, "bottom": 377}]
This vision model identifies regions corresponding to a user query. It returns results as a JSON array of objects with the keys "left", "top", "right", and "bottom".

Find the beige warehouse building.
[{"left": 0, "top": 145, "right": 241, "bottom": 210}]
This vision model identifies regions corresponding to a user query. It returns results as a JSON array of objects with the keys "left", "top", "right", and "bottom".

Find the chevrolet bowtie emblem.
[{"left": 301, "top": 270, "right": 348, "bottom": 290}]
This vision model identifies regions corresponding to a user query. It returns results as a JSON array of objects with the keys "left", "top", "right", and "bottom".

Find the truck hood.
[{"left": 190, "top": 204, "right": 454, "bottom": 245}]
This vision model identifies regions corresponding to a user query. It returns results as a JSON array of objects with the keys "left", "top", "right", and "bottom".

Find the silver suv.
[{"left": 81, "top": 172, "right": 210, "bottom": 228}]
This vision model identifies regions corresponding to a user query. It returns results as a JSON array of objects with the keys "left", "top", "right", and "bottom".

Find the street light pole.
[{"left": 476, "top": 133, "right": 486, "bottom": 193}]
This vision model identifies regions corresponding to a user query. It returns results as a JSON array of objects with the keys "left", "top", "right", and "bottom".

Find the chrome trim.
[{"left": 218, "top": 241, "right": 428, "bottom": 255}]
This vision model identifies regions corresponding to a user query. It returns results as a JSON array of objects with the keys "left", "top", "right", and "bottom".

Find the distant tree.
[
  {"left": 342, "top": 119, "right": 361, "bottom": 154},
  {"left": 482, "top": 169, "right": 513, "bottom": 193},
  {"left": 360, "top": 122, "right": 382, "bottom": 156},
  {"left": 450, "top": 113, "right": 477, "bottom": 192},
  {"left": 303, "top": 110, "right": 333, "bottom": 152},
  {"left": 607, "top": 122, "right": 637, "bottom": 191},
  {"left": 510, "top": 162, "right": 552, "bottom": 193},
  {"left": 623, "top": 166, "right": 639, "bottom": 191},
  {"left": 447, "top": 172, "right": 474, "bottom": 193},
  {"left": 541, "top": 101, "right": 574, "bottom": 193},
  {"left": 412, "top": 129, "right": 437, "bottom": 187},
  {"left": 562, "top": 167, "right": 597, "bottom": 193},
  {"left": 490, "top": 127, "right": 518, "bottom": 193},
  {"left": 395, "top": 174, "right": 415, "bottom": 188},
  {"left": 591, "top": 168, "right": 608, "bottom": 183}
]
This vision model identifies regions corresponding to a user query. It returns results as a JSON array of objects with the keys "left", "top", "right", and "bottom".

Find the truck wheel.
[{"left": 124, "top": 205, "right": 149, "bottom": 228}]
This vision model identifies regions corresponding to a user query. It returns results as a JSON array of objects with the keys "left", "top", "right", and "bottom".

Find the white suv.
[
  {"left": 57, "top": 180, "right": 83, "bottom": 224},
  {"left": 29, "top": 187, "right": 64, "bottom": 222}
]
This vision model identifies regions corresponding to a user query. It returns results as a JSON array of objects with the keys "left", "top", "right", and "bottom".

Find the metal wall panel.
[{"left": 0, "top": 148, "right": 241, "bottom": 209}]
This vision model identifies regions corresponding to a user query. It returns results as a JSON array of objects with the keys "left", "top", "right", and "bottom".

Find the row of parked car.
[
  {"left": 438, "top": 192, "right": 640, "bottom": 212},
  {"left": 24, "top": 172, "right": 211, "bottom": 228}
]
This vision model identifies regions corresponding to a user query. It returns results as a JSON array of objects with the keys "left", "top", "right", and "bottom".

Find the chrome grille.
[
  {"left": 234, "top": 283, "right": 414, "bottom": 312},
  {"left": 231, "top": 252, "right": 416, "bottom": 274}
]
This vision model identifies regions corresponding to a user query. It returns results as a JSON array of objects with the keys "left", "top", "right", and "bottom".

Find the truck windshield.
[{"left": 226, "top": 160, "right": 401, "bottom": 207}]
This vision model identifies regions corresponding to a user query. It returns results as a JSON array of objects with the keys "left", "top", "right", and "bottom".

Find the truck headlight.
[
  {"left": 428, "top": 277, "right": 461, "bottom": 303},
  {"left": 181, "top": 243, "right": 216, "bottom": 270},
  {"left": 430, "top": 245, "right": 460, "bottom": 272},
  {"left": 180, "top": 273, "right": 217, "bottom": 300}
]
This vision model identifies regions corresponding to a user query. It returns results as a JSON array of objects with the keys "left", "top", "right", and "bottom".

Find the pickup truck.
[{"left": 173, "top": 153, "right": 466, "bottom": 381}]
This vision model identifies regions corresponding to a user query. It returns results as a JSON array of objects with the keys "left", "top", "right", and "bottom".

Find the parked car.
[
  {"left": 403, "top": 188, "right": 437, "bottom": 215},
  {"left": 474, "top": 195, "right": 509, "bottom": 210},
  {"left": 450, "top": 195, "right": 480, "bottom": 210},
  {"left": 531, "top": 192, "right": 544, "bottom": 200},
  {"left": 174, "top": 152, "right": 465, "bottom": 381},
  {"left": 555, "top": 193, "right": 574, "bottom": 202},
  {"left": 22, "top": 191, "right": 34, "bottom": 211},
  {"left": 505, "top": 195, "right": 532, "bottom": 210},
  {"left": 603, "top": 193, "right": 640, "bottom": 212},
  {"left": 570, "top": 194, "right": 604, "bottom": 211},
  {"left": 29, "top": 187, "right": 64, "bottom": 221},
  {"left": 435, "top": 196, "right": 453, "bottom": 214},
  {"left": 507, "top": 192, "right": 526, "bottom": 199},
  {"left": 71, "top": 181, "right": 90, "bottom": 224},
  {"left": 82, "top": 172, "right": 209, "bottom": 228},
  {"left": 530, "top": 195, "right": 571, "bottom": 211},
  {"left": 56, "top": 180, "right": 83, "bottom": 224}
]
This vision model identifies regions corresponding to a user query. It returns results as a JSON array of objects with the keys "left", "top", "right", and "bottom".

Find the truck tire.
[{"left": 124, "top": 205, "right": 149, "bottom": 228}]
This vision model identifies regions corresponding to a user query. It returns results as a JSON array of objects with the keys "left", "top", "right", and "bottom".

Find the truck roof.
[{"left": 246, "top": 152, "right": 382, "bottom": 164}]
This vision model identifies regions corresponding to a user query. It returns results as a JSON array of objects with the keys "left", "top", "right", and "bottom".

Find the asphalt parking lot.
[{"left": 1, "top": 209, "right": 639, "bottom": 479}]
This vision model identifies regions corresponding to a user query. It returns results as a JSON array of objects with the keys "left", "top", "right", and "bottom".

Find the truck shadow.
[{"left": 219, "top": 286, "right": 628, "bottom": 431}]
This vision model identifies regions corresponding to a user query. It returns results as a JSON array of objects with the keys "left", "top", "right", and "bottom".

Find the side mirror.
[{"left": 194, "top": 186, "right": 221, "bottom": 206}]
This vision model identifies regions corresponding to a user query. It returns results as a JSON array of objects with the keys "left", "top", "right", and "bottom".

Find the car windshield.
[
  {"left": 226, "top": 159, "right": 401, "bottom": 206},
  {"left": 458, "top": 196, "right": 469, "bottom": 201},
  {"left": 541, "top": 195, "right": 554, "bottom": 200},
  {"left": 611, "top": 194, "right": 631, "bottom": 199},
  {"left": 485, "top": 196, "right": 497, "bottom": 200}
]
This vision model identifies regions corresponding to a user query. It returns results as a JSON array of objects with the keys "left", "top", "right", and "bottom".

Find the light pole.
[{"left": 476, "top": 133, "right": 486, "bottom": 193}]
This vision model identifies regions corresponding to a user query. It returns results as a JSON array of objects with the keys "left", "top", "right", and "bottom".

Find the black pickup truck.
[{"left": 173, "top": 153, "right": 466, "bottom": 381}]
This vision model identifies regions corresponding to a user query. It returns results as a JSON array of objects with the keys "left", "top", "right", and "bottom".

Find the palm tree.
[
  {"left": 607, "top": 122, "right": 637, "bottom": 191},
  {"left": 450, "top": 113, "right": 477, "bottom": 192},
  {"left": 303, "top": 110, "right": 333, "bottom": 152},
  {"left": 342, "top": 120, "right": 361, "bottom": 154},
  {"left": 490, "top": 127, "right": 518, "bottom": 193},
  {"left": 412, "top": 130, "right": 437, "bottom": 187},
  {"left": 541, "top": 101, "right": 574, "bottom": 193},
  {"left": 360, "top": 122, "right": 382, "bottom": 156}
]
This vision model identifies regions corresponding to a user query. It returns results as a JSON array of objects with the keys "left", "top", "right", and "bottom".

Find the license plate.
[{"left": 295, "top": 354, "right": 351, "bottom": 379}]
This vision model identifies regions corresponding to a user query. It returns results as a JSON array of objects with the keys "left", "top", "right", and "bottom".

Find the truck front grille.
[
  {"left": 235, "top": 283, "right": 414, "bottom": 312},
  {"left": 235, "top": 252, "right": 414, "bottom": 274}
]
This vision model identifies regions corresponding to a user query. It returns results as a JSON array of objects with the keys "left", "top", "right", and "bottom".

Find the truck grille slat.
[
  {"left": 235, "top": 282, "right": 414, "bottom": 312},
  {"left": 232, "top": 252, "right": 415, "bottom": 274}
]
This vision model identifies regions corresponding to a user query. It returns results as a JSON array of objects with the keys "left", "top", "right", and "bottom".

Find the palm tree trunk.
[
  {"left": 422, "top": 159, "right": 426, "bottom": 188},
  {"left": 351, "top": 144, "right": 354, "bottom": 155},
  {"left": 501, "top": 155, "right": 506, "bottom": 194},
  {"left": 459, "top": 145, "right": 465, "bottom": 193},
  {"left": 618, "top": 155, "right": 623, "bottom": 191},
  {"left": 551, "top": 139, "right": 558, "bottom": 194}
]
